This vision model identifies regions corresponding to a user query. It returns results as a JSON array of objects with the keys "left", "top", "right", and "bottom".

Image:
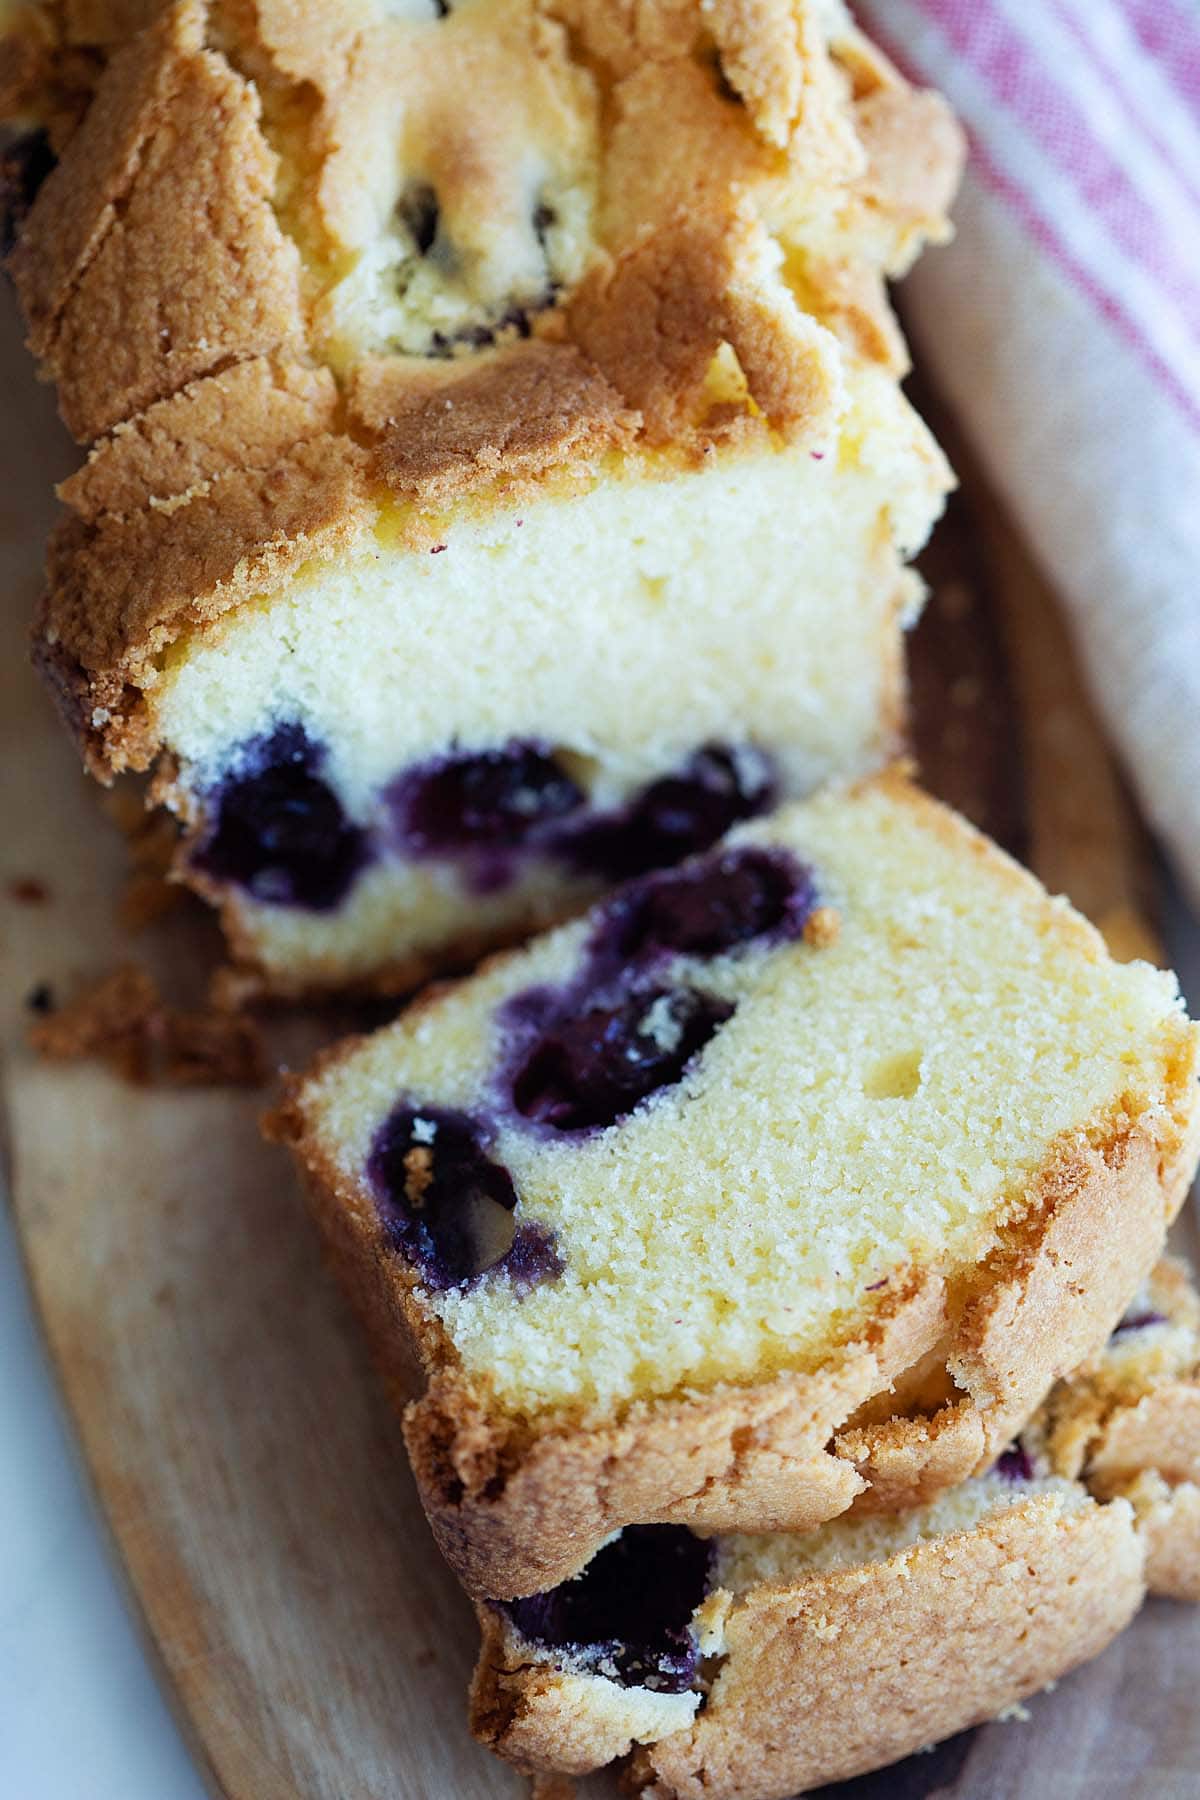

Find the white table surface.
[{"left": 1, "top": 275, "right": 1198, "bottom": 1798}]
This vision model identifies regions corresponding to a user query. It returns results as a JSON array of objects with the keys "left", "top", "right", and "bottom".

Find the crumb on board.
[
  {"left": 8, "top": 875, "right": 51, "bottom": 904},
  {"left": 29, "top": 965, "right": 266, "bottom": 1088}
]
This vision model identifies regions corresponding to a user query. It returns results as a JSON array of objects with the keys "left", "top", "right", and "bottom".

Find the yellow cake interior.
[{"left": 301, "top": 778, "right": 1198, "bottom": 1421}]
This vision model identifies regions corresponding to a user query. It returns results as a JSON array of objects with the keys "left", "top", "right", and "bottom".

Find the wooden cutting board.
[{"left": 2, "top": 291, "right": 1198, "bottom": 1800}]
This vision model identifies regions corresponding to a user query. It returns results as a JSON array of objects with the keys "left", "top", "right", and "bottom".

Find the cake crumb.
[
  {"left": 804, "top": 905, "right": 841, "bottom": 948},
  {"left": 8, "top": 875, "right": 50, "bottom": 904},
  {"left": 29, "top": 964, "right": 266, "bottom": 1088},
  {"left": 996, "top": 1700, "right": 1032, "bottom": 1723},
  {"left": 403, "top": 1145, "right": 435, "bottom": 1208}
]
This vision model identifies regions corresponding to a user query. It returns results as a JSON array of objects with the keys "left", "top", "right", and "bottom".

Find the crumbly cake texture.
[
  {"left": 1032, "top": 1256, "right": 1200, "bottom": 1601},
  {"left": 28, "top": 962, "right": 266, "bottom": 1086},
  {"left": 471, "top": 1261, "right": 1200, "bottom": 1794},
  {"left": 272, "top": 775, "right": 1200, "bottom": 1599},
  {"left": 472, "top": 1480, "right": 1145, "bottom": 1795},
  {"left": 4, "top": 0, "right": 961, "bottom": 995}
]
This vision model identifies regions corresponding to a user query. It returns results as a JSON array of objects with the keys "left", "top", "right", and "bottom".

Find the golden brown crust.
[
  {"left": 40, "top": 428, "right": 372, "bottom": 765},
  {"left": 627, "top": 1498, "right": 1144, "bottom": 1800},
  {"left": 367, "top": 341, "right": 640, "bottom": 507},
  {"left": 58, "top": 354, "right": 340, "bottom": 522},
  {"left": 273, "top": 1062, "right": 1197, "bottom": 1600},
  {"left": 10, "top": 1, "right": 305, "bottom": 441}
]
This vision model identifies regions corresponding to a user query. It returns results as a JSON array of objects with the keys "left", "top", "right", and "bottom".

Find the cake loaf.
[
  {"left": 472, "top": 1261, "right": 1200, "bottom": 1796},
  {"left": 272, "top": 774, "right": 1200, "bottom": 1599},
  {"left": 1, "top": 0, "right": 960, "bottom": 995}
]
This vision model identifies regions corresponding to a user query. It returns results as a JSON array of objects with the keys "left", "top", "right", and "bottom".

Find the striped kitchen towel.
[{"left": 854, "top": 0, "right": 1200, "bottom": 910}]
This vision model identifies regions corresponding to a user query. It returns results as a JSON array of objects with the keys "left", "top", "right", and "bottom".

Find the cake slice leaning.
[
  {"left": 474, "top": 1479, "right": 1145, "bottom": 1797},
  {"left": 271, "top": 773, "right": 1200, "bottom": 1599},
  {"left": 1034, "top": 1255, "right": 1200, "bottom": 1601},
  {"left": 4, "top": 0, "right": 960, "bottom": 997},
  {"left": 471, "top": 1258, "right": 1200, "bottom": 1796}
]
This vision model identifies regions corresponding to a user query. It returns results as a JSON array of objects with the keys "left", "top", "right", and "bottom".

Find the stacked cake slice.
[
  {"left": 471, "top": 1257, "right": 1200, "bottom": 1793},
  {"left": 6, "top": 3, "right": 1200, "bottom": 1795},
  {"left": 275, "top": 777, "right": 1200, "bottom": 1792}
]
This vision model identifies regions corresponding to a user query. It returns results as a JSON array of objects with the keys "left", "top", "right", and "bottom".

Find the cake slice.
[
  {"left": 3, "top": 0, "right": 960, "bottom": 995},
  {"left": 272, "top": 774, "right": 1200, "bottom": 1599},
  {"left": 474, "top": 1478, "right": 1145, "bottom": 1796},
  {"left": 473, "top": 1262, "right": 1200, "bottom": 1795},
  {"left": 1033, "top": 1255, "right": 1200, "bottom": 1601}
]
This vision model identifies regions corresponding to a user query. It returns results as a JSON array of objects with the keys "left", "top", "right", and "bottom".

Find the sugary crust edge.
[
  {"left": 1033, "top": 1253, "right": 1200, "bottom": 1599},
  {"left": 271, "top": 1056, "right": 1198, "bottom": 1602},
  {"left": 1122, "top": 1474, "right": 1200, "bottom": 1601},
  {"left": 630, "top": 1496, "right": 1145, "bottom": 1800},
  {"left": 470, "top": 1493, "right": 1145, "bottom": 1793}
]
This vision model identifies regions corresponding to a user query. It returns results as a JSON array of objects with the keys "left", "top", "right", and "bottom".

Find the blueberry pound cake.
[
  {"left": 1, "top": 0, "right": 961, "bottom": 995},
  {"left": 472, "top": 1261, "right": 1200, "bottom": 1796},
  {"left": 272, "top": 774, "right": 1200, "bottom": 1599}
]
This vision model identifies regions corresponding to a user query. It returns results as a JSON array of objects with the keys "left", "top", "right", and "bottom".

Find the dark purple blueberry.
[
  {"left": 532, "top": 200, "right": 556, "bottom": 246},
  {"left": 511, "top": 985, "right": 732, "bottom": 1132},
  {"left": 1, "top": 128, "right": 55, "bottom": 259},
  {"left": 561, "top": 745, "right": 775, "bottom": 882},
  {"left": 597, "top": 847, "right": 814, "bottom": 963},
  {"left": 991, "top": 1442, "right": 1035, "bottom": 1483},
  {"left": 1112, "top": 1309, "right": 1167, "bottom": 1338},
  {"left": 194, "top": 724, "right": 368, "bottom": 911},
  {"left": 503, "top": 1525, "right": 713, "bottom": 1693},
  {"left": 389, "top": 741, "right": 584, "bottom": 885},
  {"left": 397, "top": 182, "right": 440, "bottom": 255},
  {"left": 428, "top": 300, "right": 543, "bottom": 357},
  {"left": 368, "top": 1105, "right": 519, "bottom": 1288},
  {"left": 504, "top": 1221, "right": 566, "bottom": 1294}
]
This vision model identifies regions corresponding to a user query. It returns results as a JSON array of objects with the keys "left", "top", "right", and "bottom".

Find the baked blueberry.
[
  {"left": 503, "top": 1525, "right": 713, "bottom": 1692},
  {"left": 992, "top": 1442, "right": 1035, "bottom": 1482},
  {"left": 504, "top": 1220, "right": 566, "bottom": 1294},
  {"left": 1, "top": 128, "right": 55, "bottom": 258},
  {"left": 397, "top": 182, "right": 440, "bottom": 256},
  {"left": 194, "top": 724, "right": 369, "bottom": 911},
  {"left": 1111, "top": 1309, "right": 1167, "bottom": 1337},
  {"left": 389, "top": 740, "right": 583, "bottom": 888},
  {"left": 511, "top": 986, "right": 732, "bottom": 1132},
  {"left": 369, "top": 1105, "right": 519, "bottom": 1288},
  {"left": 598, "top": 847, "right": 815, "bottom": 963},
  {"left": 562, "top": 745, "right": 775, "bottom": 881}
]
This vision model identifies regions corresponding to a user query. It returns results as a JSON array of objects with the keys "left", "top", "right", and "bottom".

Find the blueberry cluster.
[
  {"left": 196, "top": 727, "right": 777, "bottom": 912},
  {"left": 504, "top": 845, "right": 816, "bottom": 1134},
  {"left": 0, "top": 127, "right": 55, "bottom": 258}
]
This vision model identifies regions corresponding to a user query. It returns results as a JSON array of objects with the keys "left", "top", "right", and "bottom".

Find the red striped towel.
[{"left": 855, "top": 0, "right": 1200, "bottom": 907}]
